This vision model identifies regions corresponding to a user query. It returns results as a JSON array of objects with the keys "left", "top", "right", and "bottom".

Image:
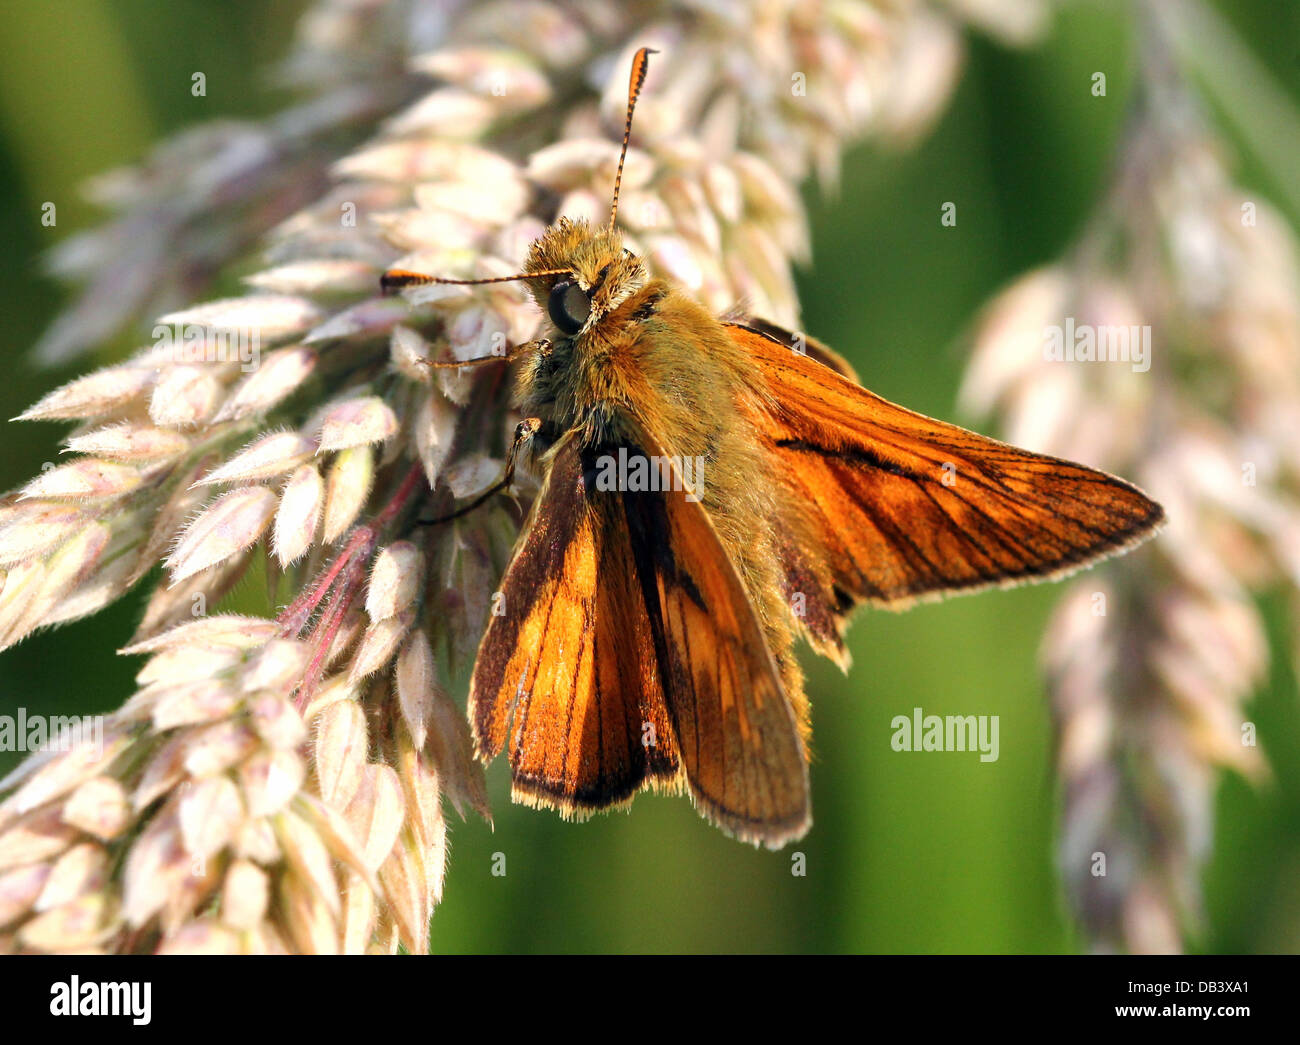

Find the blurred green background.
[{"left": 0, "top": 0, "right": 1297, "bottom": 953}]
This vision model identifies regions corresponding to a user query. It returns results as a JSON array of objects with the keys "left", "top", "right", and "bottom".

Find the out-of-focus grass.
[{"left": 0, "top": 0, "right": 1296, "bottom": 953}]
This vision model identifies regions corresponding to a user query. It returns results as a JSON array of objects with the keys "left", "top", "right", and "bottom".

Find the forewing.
[{"left": 728, "top": 322, "right": 1165, "bottom": 610}]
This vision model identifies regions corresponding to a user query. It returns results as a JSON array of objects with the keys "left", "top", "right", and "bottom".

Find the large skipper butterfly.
[{"left": 382, "top": 48, "right": 1164, "bottom": 847}]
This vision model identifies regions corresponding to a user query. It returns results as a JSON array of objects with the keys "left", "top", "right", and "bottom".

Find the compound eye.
[{"left": 548, "top": 280, "right": 591, "bottom": 335}]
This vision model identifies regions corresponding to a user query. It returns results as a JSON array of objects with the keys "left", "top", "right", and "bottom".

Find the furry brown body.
[{"left": 516, "top": 218, "right": 813, "bottom": 736}]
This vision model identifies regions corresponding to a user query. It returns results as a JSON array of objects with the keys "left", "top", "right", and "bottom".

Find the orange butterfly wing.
[
  {"left": 619, "top": 422, "right": 811, "bottom": 847},
  {"left": 469, "top": 426, "right": 811, "bottom": 846},
  {"left": 728, "top": 322, "right": 1165, "bottom": 622},
  {"left": 469, "top": 431, "right": 679, "bottom": 816}
]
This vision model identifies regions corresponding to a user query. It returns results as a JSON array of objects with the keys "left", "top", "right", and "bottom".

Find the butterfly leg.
[
  {"left": 419, "top": 417, "right": 542, "bottom": 525},
  {"left": 419, "top": 338, "right": 551, "bottom": 370}
]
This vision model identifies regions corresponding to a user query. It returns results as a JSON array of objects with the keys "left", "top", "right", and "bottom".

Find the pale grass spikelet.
[
  {"left": 62, "top": 423, "right": 192, "bottom": 463},
  {"left": 320, "top": 446, "right": 376, "bottom": 543},
  {"left": 317, "top": 397, "right": 401, "bottom": 452},
  {"left": 214, "top": 346, "right": 319, "bottom": 424},
  {"left": 16, "top": 366, "right": 156, "bottom": 422},
  {"left": 366, "top": 541, "right": 423, "bottom": 621},
  {"left": 961, "top": 8, "right": 1300, "bottom": 953},
  {"left": 196, "top": 432, "right": 320, "bottom": 487},
  {"left": 149, "top": 367, "right": 225, "bottom": 429},
  {"left": 1, "top": 0, "right": 1035, "bottom": 953},
  {"left": 18, "top": 460, "right": 144, "bottom": 503},
  {"left": 156, "top": 297, "right": 326, "bottom": 347},
  {"left": 165, "top": 487, "right": 279, "bottom": 583},
  {"left": 273, "top": 465, "right": 326, "bottom": 567}
]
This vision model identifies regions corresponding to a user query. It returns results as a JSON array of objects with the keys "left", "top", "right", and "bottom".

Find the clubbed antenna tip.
[{"left": 608, "top": 46, "right": 658, "bottom": 235}]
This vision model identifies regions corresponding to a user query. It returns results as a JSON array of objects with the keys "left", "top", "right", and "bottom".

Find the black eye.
[{"left": 547, "top": 281, "right": 591, "bottom": 335}]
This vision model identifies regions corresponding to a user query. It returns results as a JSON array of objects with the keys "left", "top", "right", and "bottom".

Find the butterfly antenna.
[
  {"left": 381, "top": 266, "right": 572, "bottom": 294},
  {"left": 607, "top": 46, "right": 657, "bottom": 236}
]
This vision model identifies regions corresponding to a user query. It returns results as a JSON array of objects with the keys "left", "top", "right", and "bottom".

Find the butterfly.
[{"left": 382, "top": 47, "right": 1165, "bottom": 848}]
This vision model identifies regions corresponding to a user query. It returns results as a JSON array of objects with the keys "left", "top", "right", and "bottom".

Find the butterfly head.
[
  {"left": 522, "top": 218, "right": 646, "bottom": 337},
  {"left": 522, "top": 46, "right": 657, "bottom": 337},
  {"left": 380, "top": 46, "right": 658, "bottom": 340}
]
